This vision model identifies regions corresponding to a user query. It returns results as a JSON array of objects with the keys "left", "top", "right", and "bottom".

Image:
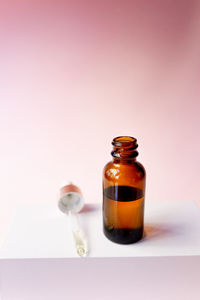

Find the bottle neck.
[{"left": 111, "top": 136, "right": 138, "bottom": 163}]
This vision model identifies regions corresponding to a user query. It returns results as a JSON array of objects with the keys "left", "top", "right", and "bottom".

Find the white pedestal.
[{"left": 0, "top": 201, "right": 200, "bottom": 299}]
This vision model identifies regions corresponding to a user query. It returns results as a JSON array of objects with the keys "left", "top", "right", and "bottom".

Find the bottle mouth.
[
  {"left": 112, "top": 136, "right": 138, "bottom": 148},
  {"left": 111, "top": 136, "right": 138, "bottom": 159}
]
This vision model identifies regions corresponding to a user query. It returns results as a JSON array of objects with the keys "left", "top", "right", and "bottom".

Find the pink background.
[{"left": 0, "top": 0, "right": 200, "bottom": 244}]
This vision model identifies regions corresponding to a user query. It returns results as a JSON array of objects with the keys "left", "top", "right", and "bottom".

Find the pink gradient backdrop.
[{"left": 0, "top": 0, "right": 200, "bottom": 244}]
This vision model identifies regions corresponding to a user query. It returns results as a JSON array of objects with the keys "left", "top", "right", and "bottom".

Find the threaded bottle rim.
[{"left": 111, "top": 136, "right": 138, "bottom": 159}]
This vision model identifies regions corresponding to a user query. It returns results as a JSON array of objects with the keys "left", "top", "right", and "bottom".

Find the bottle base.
[{"left": 103, "top": 225, "right": 143, "bottom": 244}]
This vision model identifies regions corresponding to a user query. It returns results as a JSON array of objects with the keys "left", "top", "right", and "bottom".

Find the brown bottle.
[{"left": 103, "top": 136, "right": 146, "bottom": 244}]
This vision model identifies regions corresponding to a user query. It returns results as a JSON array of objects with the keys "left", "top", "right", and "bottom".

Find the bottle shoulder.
[
  {"left": 103, "top": 160, "right": 146, "bottom": 181},
  {"left": 103, "top": 161, "right": 120, "bottom": 181},
  {"left": 103, "top": 160, "right": 145, "bottom": 170},
  {"left": 103, "top": 161, "right": 114, "bottom": 172},
  {"left": 134, "top": 161, "right": 146, "bottom": 177}
]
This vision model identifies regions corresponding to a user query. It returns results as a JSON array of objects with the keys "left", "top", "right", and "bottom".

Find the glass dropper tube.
[{"left": 58, "top": 182, "right": 88, "bottom": 257}]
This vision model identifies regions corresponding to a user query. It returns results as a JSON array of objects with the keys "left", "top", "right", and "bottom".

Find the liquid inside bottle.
[{"left": 103, "top": 185, "right": 144, "bottom": 244}]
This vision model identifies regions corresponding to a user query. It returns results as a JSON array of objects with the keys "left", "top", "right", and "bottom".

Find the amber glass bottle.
[{"left": 103, "top": 136, "right": 146, "bottom": 244}]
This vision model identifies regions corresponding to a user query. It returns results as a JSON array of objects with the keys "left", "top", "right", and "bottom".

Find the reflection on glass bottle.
[{"left": 103, "top": 136, "right": 146, "bottom": 244}]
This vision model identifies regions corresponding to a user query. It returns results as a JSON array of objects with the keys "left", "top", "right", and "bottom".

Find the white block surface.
[
  {"left": 1, "top": 256, "right": 200, "bottom": 300},
  {"left": 1, "top": 201, "right": 200, "bottom": 258}
]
